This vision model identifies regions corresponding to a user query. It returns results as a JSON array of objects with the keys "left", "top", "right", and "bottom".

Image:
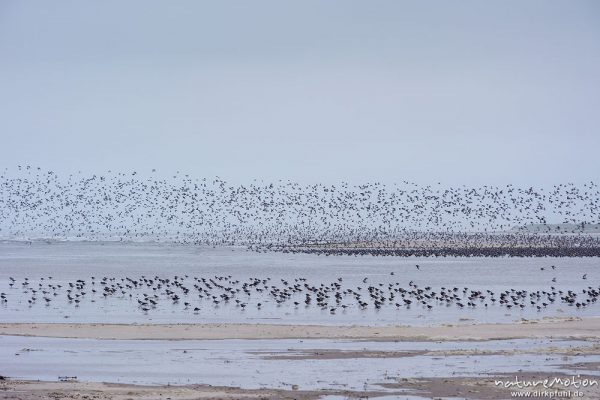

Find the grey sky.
[{"left": 1, "top": 1, "right": 599, "bottom": 185}]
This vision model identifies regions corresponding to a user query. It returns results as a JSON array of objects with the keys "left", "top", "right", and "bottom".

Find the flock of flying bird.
[
  {"left": 1, "top": 264, "right": 597, "bottom": 316},
  {"left": 1, "top": 167, "right": 598, "bottom": 318},
  {"left": 1, "top": 167, "right": 600, "bottom": 257}
]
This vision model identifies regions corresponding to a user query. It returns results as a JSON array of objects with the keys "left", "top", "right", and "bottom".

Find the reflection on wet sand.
[{"left": 2, "top": 335, "right": 600, "bottom": 399}]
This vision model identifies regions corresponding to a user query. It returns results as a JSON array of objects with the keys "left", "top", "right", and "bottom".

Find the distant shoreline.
[
  {"left": 3, "top": 230, "right": 600, "bottom": 257},
  {"left": 266, "top": 245, "right": 600, "bottom": 257}
]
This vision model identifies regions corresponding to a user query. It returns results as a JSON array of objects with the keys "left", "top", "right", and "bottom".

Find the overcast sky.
[{"left": 0, "top": 1, "right": 599, "bottom": 185}]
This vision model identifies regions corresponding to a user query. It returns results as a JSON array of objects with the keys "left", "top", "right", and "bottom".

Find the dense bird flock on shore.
[
  {"left": 2, "top": 271, "right": 598, "bottom": 314},
  {"left": 1, "top": 166, "right": 600, "bottom": 256}
]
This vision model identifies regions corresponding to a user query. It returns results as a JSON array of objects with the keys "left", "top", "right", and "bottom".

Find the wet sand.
[
  {"left": 4, "top": 316, "right": 600, "bottom": 399},
  {"left": 0, "top": 379, "right": 390, "bottom": 400},
  {"left": 2, "top": 301, "right": 598, "bottom": 398},
  {"left": 382, "top": 372, "right": 600, "bottom": 399},
  {"left": 1, "top": 316, "right": 598, "bottom": 341},
  {"left": 3, "top": 373, "right": 600, "bottom": 400},
  {"left": 254, "top": 342, "right": 600, "bottom": 360}
]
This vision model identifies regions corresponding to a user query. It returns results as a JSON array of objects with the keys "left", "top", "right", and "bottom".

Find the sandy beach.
[
  {"left": 0, "top": 379, "right": 387, "bottom": 400},
  {"left": 4, "top": 317, "right": 600, "bottom": 398},
  {"left": 1, "top": 316, "right": 598, "bottom": 341},
  {"left": 3, "top": 373, "right": 600, "bottom": 400}
]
